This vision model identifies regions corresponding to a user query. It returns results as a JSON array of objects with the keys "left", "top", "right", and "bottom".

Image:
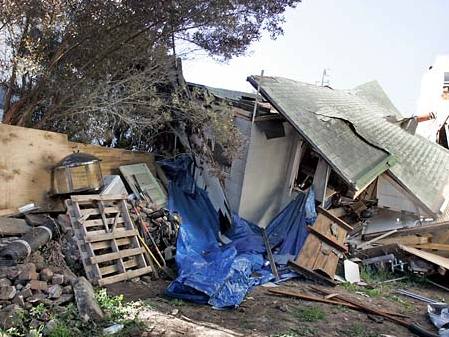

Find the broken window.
[{"left": 290, "top": 143, "right": 319, "bottom": 192}]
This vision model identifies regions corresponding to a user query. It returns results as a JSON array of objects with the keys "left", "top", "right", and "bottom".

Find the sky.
[{"left": 182, "top": 0, "right": 449, "bottom": 116}]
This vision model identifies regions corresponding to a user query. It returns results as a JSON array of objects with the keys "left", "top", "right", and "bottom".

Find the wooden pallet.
[
  {"left": 289, "top": 207, "right": 352, "bottom": 285},
  {"left": 66, "top": 194, "right": 152, "bottom": 286}
]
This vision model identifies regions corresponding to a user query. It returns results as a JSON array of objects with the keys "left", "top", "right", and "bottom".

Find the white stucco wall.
[{"left": 237, "top": 121, "right": 297, "bottom": 227}]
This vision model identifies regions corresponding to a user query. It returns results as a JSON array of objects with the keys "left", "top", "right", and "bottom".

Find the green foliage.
[
  {"left": 292, "top": 306, "right": 326, "bottom": 322},
  {"left": 47, "top": 322, "right": 72, "bottom": 337},
  {"left": 30, "top": 304, "right": 47, "bottom": 318},
  {"left": 344, "top": 323, "right": 380, "bottom": 337},
  {"left": 1, "top": 0, "right": 300, "bottom": 169},
  {"left": 95, "top": 289, "right": 127, "bottom": 322}
]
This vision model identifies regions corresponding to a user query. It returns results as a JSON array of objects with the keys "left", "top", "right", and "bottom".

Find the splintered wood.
[
  {"left": 288, "top": 207, "right": 351, "bottom": 285},
  {"left": 66, "top": 194, "right": 152, "bottom": 286}
]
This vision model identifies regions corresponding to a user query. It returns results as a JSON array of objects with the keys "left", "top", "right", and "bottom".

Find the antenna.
[{"left": 317, "top": 68, "right": 331, "bottom": 87}]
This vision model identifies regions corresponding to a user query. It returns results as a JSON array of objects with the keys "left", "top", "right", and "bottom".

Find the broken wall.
[{"left": 237, "top": 120, "right": 297, "bottom": 227}]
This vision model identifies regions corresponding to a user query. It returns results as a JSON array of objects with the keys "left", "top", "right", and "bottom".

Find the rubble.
[
  {"left": 73, "top": 277, "right": 104, "bottom": 322},
  {"left": 0, "top": 286, "right": 16, "bottom": 300},
  {"left": 0, "top": 304, "right": 23, "bottom": 329}
]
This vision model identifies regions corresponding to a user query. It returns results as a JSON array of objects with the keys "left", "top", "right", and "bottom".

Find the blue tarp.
[{"left": 161, "top": 155, "right": 316, "bottom": 309}]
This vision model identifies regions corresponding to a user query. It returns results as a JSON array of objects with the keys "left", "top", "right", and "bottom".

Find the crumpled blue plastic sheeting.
[
  {"left": 230, "top": 190, "right": 317, "bottom": 265},
  {"left": 161, "top": 155, "right": 316, "bottom": 309}
]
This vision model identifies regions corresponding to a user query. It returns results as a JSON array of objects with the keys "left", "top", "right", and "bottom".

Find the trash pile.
[{"left": 0, "top": 124, "right": 181, "bottom": 333}]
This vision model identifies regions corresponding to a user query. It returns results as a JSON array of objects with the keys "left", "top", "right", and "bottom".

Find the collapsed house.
[{"left": 194, "top": 77, "right": 449, "bottom": 234}]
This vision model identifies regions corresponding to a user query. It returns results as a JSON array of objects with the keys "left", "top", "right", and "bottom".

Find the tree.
[{"left": 0, "top": 0, "right": 300, "bottom": 163}]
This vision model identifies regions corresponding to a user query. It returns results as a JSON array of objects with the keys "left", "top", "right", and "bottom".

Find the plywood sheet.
[{"left": 0, "top": 124, "right": 155, "bottom": 211}]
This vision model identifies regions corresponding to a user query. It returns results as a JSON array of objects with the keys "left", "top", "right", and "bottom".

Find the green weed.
[
  {"left": 47, "top": 322, "right": 72, "bottom": 337},
  {"left": 344, "top": 323, "right": 380, "bottom": 337},
  {"left": 292, "top": 306, "right": 326, "bottom": 322},
  {"left": 95, "top": 288, "right": 127, "bottom": 321}
]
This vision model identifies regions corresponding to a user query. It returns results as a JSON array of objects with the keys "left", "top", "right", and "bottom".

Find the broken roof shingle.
[{"left": 248, "top": 76, "right": 449, "bottom": 215}]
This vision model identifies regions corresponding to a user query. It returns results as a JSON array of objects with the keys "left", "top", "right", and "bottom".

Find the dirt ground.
[{"left": 106, "top": 278, "right": 449, "bottom": 337}]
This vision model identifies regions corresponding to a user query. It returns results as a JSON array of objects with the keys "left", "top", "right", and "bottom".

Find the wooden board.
[
  {"left": 292, "top": 208, "right": 349, "bottom": 281},
  {"left": 0, "top": 124, "right": 155, "bottom": 212},
  {"left": 399, "top": 244, "right": 449, "bottom": 270}
]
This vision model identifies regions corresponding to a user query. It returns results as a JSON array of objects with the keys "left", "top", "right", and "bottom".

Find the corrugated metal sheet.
[{"left": 248, "top": 76, "right": 449, "bottom": 215}]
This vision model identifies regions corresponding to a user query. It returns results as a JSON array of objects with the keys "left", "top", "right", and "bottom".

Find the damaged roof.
[{"left": 248, "top": 76, "right": 449, "bottom": 215}]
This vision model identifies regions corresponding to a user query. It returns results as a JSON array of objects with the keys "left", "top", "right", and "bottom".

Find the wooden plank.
[
  {"left": 0, "top": 217, "right": 31, "bottom": 235},
  {"left": 85, "top": 229, "right": 139, "bottom": 242},
  {"left": 71, "top": 194, "right": 127, "bottom": 202},
  {"left": 268, "top": 287, "right": 409, "bottom": 318},
  {"left": 90, "top": 247, "right": 145, "bottom": 264},
  {"left": 307, "top": 226, "right": 348, "bottom": 253},
  {"left": 69, "top": 142, "right": 156, "bottom": 175},
  {"left": 100, "top": 258, "right": 139, "bottom": 276},
  {"left": 288, "top": 261, "right": 337, "bottom": 286},
  {"left": 91, "top": 238, "right": 132, "bottom": 250},
  {"left": 399, "top": 244, "right": 449, "bottom": 270},
  {"left": 357, "top": 229, "right": 398, "bottom": 250},
  {"left": 0, "top": 209, "right": 20, "bottom": 217},
  {"left": 378, "top": 235, "right": 431, "bottom": 246},
  {"left": 84, "top": 217, "right": 125, "bottom": 228},
  {"left": 0, "top": 124, "right": 155, "bottom": 211},
  {"left": 296, "top": 233, "right": 322, "bottom": 268},
  {"left": 97, "top": 266, "right": 152, "bottom": 286},
  {"left": 79, "top": 206, "right": 121, "bottom": 217},
  {"left": 411, "top": 243, "right": 449, "bottom": 252},
  {"left": 317, "top": 207, "right": 353, "bottom": 231}
]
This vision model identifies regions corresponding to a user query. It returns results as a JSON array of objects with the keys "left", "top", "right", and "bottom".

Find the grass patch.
[
  {"left": 340, "top": 282, "right": 384, "bottom": 297},
  {"left": 47, "top": 322, "right": 72, "bottom": 337},
  {"left": 292, "top": 306, "right": 326, "bottom": 322},
  {"left": 344, "top": 323, "right": 380, "bottom": 337},
  {"left": 386, "top": 294, "right": 414, "bottom": 312}
]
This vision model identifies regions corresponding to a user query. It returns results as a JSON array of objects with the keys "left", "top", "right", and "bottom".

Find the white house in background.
[
  {"left": 0, "top": 85, "right": 4, "bottom": 121},
  {"left": 415, "top": 55, "right": 449, "bottom": 147}
]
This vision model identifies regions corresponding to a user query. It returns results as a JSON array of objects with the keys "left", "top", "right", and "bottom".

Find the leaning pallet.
[
  {"left": 66, "top": 194, "right": 152, "bottom": 286},
  {"left": 288, "top": 207, "right": 352, "bottom": 286}
]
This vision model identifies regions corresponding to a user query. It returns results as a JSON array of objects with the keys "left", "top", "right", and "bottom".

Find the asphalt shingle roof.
[{"left": 248, "top": 76, "right": 449, "bottom": 215}]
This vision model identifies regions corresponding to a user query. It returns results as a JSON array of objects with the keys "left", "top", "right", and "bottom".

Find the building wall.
[
  {"left": 224, "top": 115, "right": 253, "bottom": 214},
  {"left": 377, "top": 174, "right": 428, "bottom": 216},
  {"left": 237, "top": 121, "right": 297, "bottom": 227}
]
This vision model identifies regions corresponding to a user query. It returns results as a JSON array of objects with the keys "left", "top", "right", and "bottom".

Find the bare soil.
[{"left": 106, "top": 278, "right": 449, "bottom": 337}]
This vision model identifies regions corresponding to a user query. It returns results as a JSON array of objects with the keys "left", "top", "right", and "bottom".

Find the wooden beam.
[
  {"left": 411, "top": 243, "right": 449, "bottom": 252},
  {"left": 307, "top": 226, "right": 348, "bottom": 253},
  {"left": 317, "top": 207, "right": 353, "bottom": 231},
  {"left": 287, "top": 260, "right": 337, "bottom": 286}
]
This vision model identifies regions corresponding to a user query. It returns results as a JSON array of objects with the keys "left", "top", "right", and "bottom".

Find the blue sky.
[{"left": 182, "top": 0, "right": 449, "bottom": 115}]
